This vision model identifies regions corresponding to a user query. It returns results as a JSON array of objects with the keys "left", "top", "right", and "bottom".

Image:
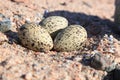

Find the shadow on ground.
[
  {"left": 3, "top": 7, "right": 120, "bottom": 80},
  {"left": 44, "top": 10, "right": 120, "bottom": 80},
  {"left": 5, "top": 9, "right": 120, "bottom": 45},
  {"left": 44, "top": 10, "right": 120, "bottom": 39},
  {"left": 4, "top": 30, "right": 20, "bottom": 44}
]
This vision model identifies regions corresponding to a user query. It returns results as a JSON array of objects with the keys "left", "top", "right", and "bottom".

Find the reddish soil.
[{"left": 0, "top": 0, "right": 120, "bottom": 80}]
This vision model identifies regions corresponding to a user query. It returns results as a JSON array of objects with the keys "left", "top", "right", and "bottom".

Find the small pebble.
[
  {"left": 90, "top": 52, "right": 115, "bottom": 72},
  {"left": 25, "top": 72, "right": 33, "bottom": 80},
  {"left": 0, "top": 19, "right": 12, "bottom": 32}
]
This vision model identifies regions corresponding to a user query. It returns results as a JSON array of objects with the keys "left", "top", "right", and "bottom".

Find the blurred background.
[{"left": 0, "top": 0, "right": 115, "bottom": 21}]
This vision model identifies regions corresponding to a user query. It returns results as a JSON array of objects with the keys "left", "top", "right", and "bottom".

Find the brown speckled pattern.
[
  {"left": 54, "top": 25, "right": 87, "bottom": 52},
  {"left": 40, "top": 16, "right": 68, "bottom": 39},
  {"left": 18, "top": 23, "right": 53, "bottom": 52}
]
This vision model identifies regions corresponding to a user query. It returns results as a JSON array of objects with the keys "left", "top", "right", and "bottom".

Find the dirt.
[{"left": 0, "top": 0, "right": 120, "bottom": 80}]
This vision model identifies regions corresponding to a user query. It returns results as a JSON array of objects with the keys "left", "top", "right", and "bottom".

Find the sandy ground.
[{"left": 0, "top": 0, "right": 120, "bottom": 80}]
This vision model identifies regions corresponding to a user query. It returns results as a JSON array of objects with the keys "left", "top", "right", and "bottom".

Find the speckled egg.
[
  {"left": 40, "top": 16, "right": 68, "bottom": 39},
  {"left": 18, "top": 23, "right": 53, "bottom": 52},
  {"left": 54, "top": 25, "right": 87, "bottom": 52}
]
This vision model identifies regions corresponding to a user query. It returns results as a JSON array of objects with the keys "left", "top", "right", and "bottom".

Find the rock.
[
  {"left": 108, "top": 64, "right": 120, "bottom": 80},
  {"left": 18, "top": 23, "right": 53, "bottom": 52},
  {"left": 25, "top": 72, "right": 33, "bottom": 80},
  {"left": 0, "top": 20, "right": 12, "bottom": 33},
  {"left": 0, "top": 52, "right": 107, "bottom": 80},
  {"left": 90, "top": 52, "right": 116, "bottom": 72},
  {"left": 54, "top": 25, "right": 87, "bottom": 52},
  {"left": 40, "top": 16, "right": 68, "bottom": 39}
]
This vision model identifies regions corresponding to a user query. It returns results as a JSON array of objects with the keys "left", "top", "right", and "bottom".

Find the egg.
[
  {"left": 54, "top": 25, "right": 87, "bottom": 52},
  {"left": 18, "top": 23, "right": 53, "bottom": 52},
  {"left": 40, "top": 16, "right": 68, "bottom": 39}
]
